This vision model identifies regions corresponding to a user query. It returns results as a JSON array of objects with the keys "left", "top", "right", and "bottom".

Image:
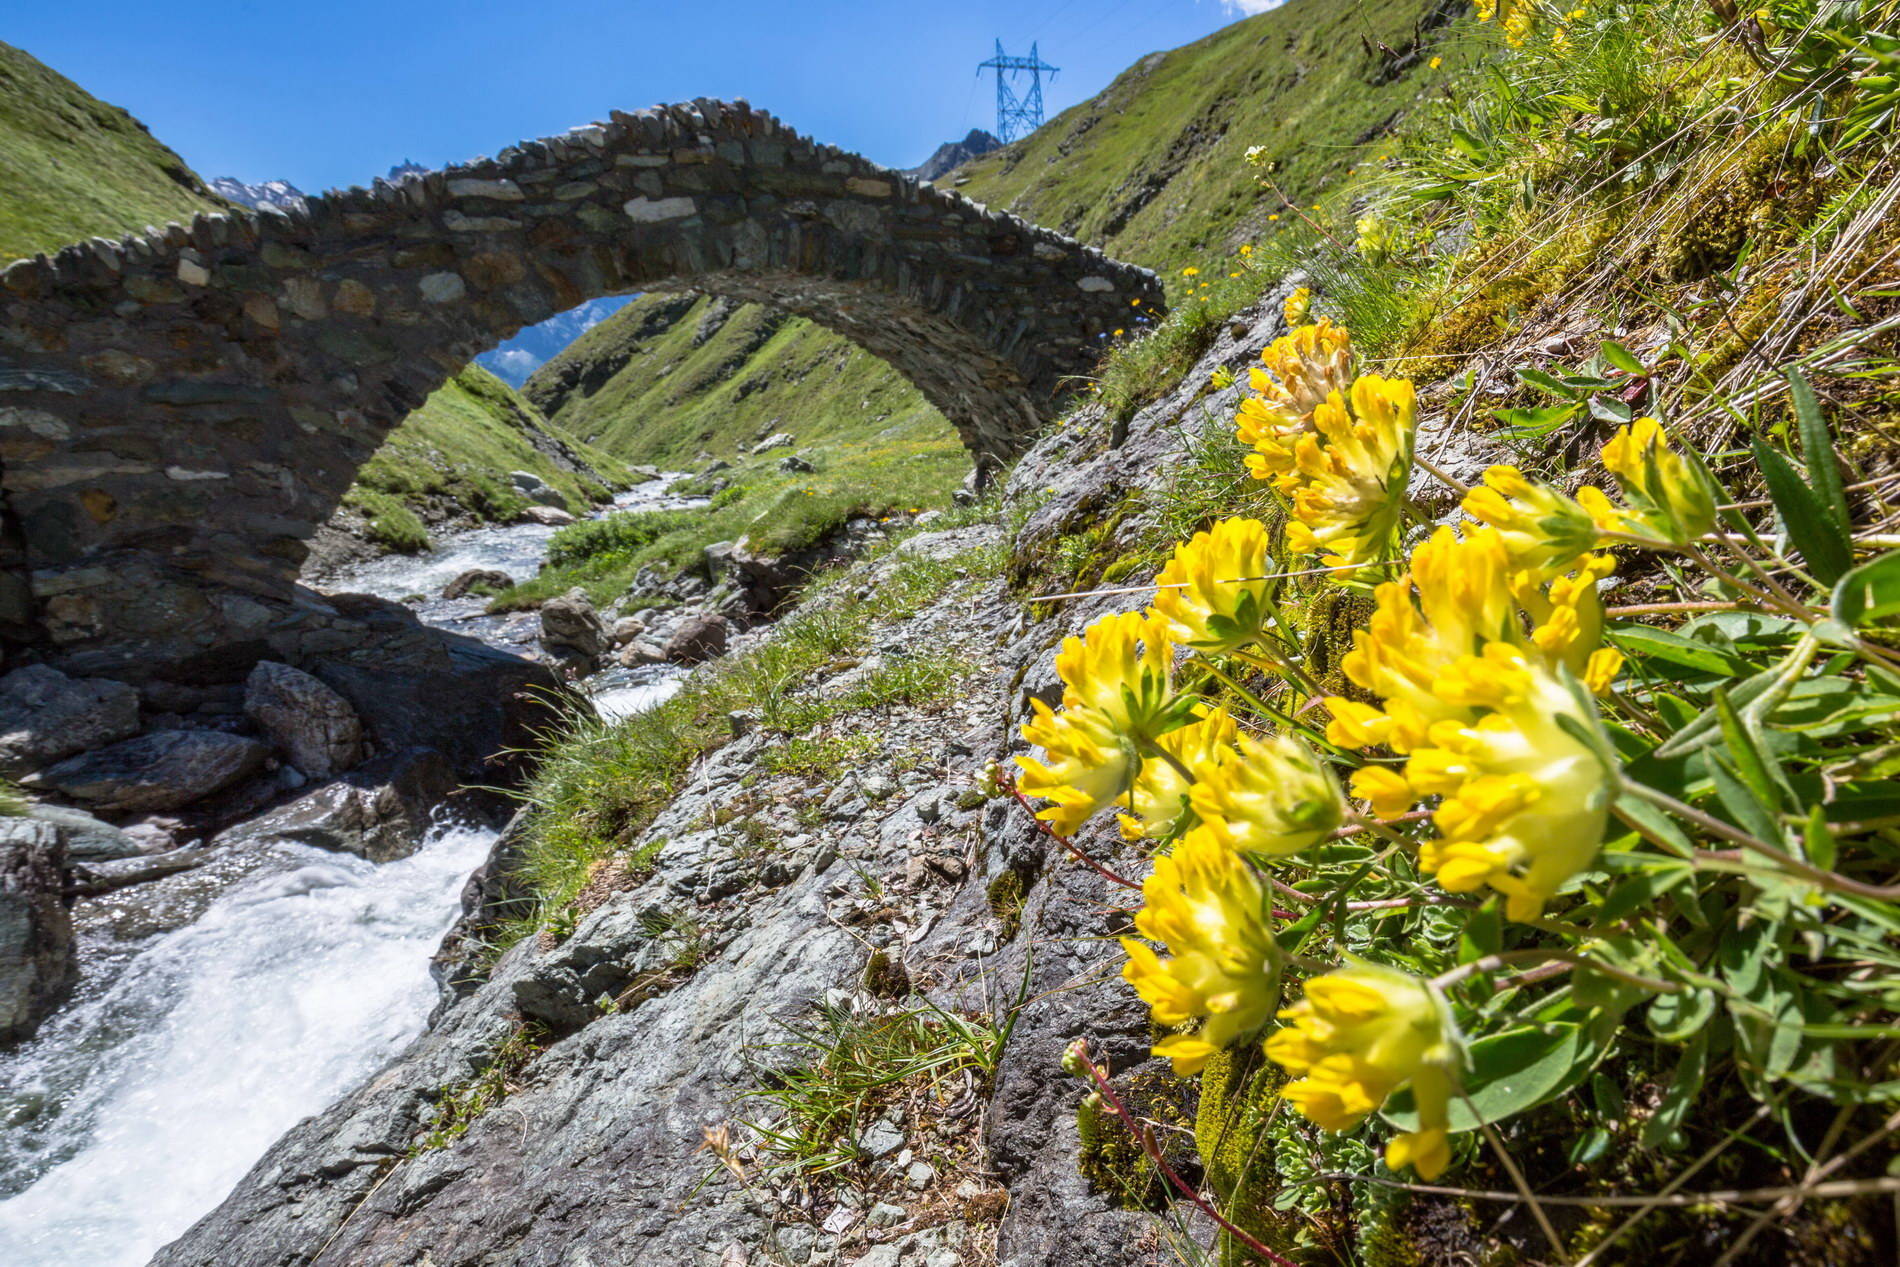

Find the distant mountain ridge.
[
  {"left": 207, "top": 176, "right": 307, "bottom": 211},
  {"left": 907, "top": 129, "right": 1000, "bottom": 181}
]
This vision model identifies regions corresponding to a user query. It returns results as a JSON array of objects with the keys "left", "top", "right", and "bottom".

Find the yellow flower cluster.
[
  {"left": 1475, "top": 0, "right": 1592, "bottom": 48},
  {"left": 1016, "top": 610, "right": 1179, "bottom": 836},
  {"left": 1265, "top": 961, "right": 1459, "bottom": 1178},
  {"left": 1121, "top": 828, "right": 1280, "bottom": 1075},
  {"left": 1463, "top": 416, "right": 1715, "bottom": 561},
  {"left": 1327, "top": 526, "right": 1621, "bottom": 920},
  {"left": 1151, "top": 517, "right": 1278, "bottom": 654},
  {"left": 1235, "top": 321, "right": 1418, "bottom": 574}
]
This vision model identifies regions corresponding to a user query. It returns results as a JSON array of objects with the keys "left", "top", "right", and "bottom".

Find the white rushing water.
[{"left": 0, "top": 824, "right": 495, "bottom": 1267}]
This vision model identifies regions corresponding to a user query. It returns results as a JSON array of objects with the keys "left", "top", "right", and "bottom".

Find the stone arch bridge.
[{"left": 0, "top": 99, "right": 1160, "bottom": 676}]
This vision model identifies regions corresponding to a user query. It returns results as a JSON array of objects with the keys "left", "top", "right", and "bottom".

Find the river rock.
[
  {"left": 0, "top": 664, "right": 140, "bottom": 777},
  {"left": 663, "top": 612, "right": 731, "bottom": 664},
  {"left": 38, "top": 730, "right": 270, "bottom": 812},
  {"left": 215, "top": 747, "right": 456, "bottom": 863},
  {"left": 617, "top": 640, "right": 668, "bottom": 668},
  {"left": 244, "top": 661, "right": 367, "bottom": 778},
  {"left": 540, "top": 590, "right": 607, "bottom": 661},
  {"left": 610, "top": 615, "right": 647, "bottom": 647},
  {"left": 443, "top": 568, "right": 514, "bottom": 600},
  {"left": 519, "top": 504, "right": 575, "bottom": 527},
  {"left": 23, "top": 802, "right": 143, "bottom": 860},
  {"left": 509, "top": 470, "right": 566, "bottom": 509},
  {"left": 0, "top": 817, "right": 76, "bottom": 1044}
]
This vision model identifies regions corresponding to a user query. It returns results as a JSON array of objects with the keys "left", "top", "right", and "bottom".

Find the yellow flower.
[
  {"left": 1429, "top": 55, "right": 1444, "bottom": 69},
  {"left": 1265, "top": 961, "right": 1459, "bottom": 1179},
  {"left": 1188, "top": 729, "right": 1344, "bottom": 857},
  {"left": 1325, "top": 527, "right": 1621, "bottom": 919},
  {"left": 1152, "top": 517, "right": 1278, "bottom": 654},
  {"left": 1052, "top": 609, "right": 1180, "bottom": 743},
  {"left": 1461, "top": 465, "right": 1600, "bottom": 573},
  {"left": 1017, "top": 702, "right": 1133, "bottom": 837},
  {"left": 1016, "top": 610, "right": 1186, "bottom": 836},
  {"left": 1578, "top": 416, "right": 1715, "bottom": 547},
  {"left": 1239, "top": 244, "right": 1254, "bottom": 256},
  {"left": 1182, "top": 266, "right": 1201, "bottom": 277},
  {"left": 1279, "top": 375, "right": 1418, "bottom": 572},
  {"left": 1283, "top": 286, "right": 1312, "bottom": 327},
  {"left": 1113, "top": 328, "right": 1125, "bottom": 337},
  {"left": 1117, "top": 709, "right": 1238, "bottom": 841},
  {"left": 1235, "top": 320, "right": 1355, "bottom": 470},
  {"left": 1355, "top": 214, "right": 1392, "bottom": 262},
  {"left": 1121, "top": 828, "right": 1278, "bottom": 1074}
]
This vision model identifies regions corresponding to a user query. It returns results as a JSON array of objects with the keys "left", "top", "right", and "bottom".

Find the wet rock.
[
  {"left": 509, "top": 470, "right": 567, "bottom": 508},
  {"left": 38, "top": 731, "right": 270, "bottom": 812},
  {"left": 617, "top": 639, "right": 669, "bottom": 668},
  {"left": 22, "top": 802, "right": 143, "bottom": 860},
  {"left": 0, "top": 664, "right": 140, "bottom": 777},
  {"left": 664, "top": 612, "right": 731, "bottom": 664},
  {"left": 610, "top": 615, "right": 647, "bottom": 646},
  {"left": 519, "top": 504, "right": 576, "bottom": 526},
  {"left": 214, "top": 747, "right": 456, "bottom": 862},
  {"left": 539, "top": 589, "right": 608, "bottom": 662},
  {"left": 0, "top": 817, "right": 75, "bottom": 1044},
  {"left": 244, "top": 660, "right": 367, "bottom": 778},
  {"left": 442, "top": 568, "right": 514, "bottom": 600}
]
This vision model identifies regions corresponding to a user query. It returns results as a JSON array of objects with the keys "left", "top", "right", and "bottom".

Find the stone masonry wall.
[{"left": 0, "top": 99, "right": 1161, "bottom": 674}]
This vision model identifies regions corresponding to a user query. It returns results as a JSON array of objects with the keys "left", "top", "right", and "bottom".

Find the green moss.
[
  {"left": 345, "top": 490, "right": 431, "bottom": 553},
  {"left": 1076, "top": 1075, "right": 1196, "bottom": 1211},
  {"left": 1195, "top": 1046, "right": 1306, "bottom": 1265},
  {"left": 985, "top": 868, "right": 1029, "bottom": 941},
  {"left": 0, "top": 41, "right": 224, "bottom": 263},
  {"left": 861, "top": 949, "right": 911, "bottom": 998}
]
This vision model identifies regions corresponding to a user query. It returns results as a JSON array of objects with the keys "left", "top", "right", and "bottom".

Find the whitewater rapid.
[{"left": 0, "top": 824, "right": 494, "bottom": 1266}]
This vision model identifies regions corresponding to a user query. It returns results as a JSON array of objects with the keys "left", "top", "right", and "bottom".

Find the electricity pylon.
[{"left": 977, "top": 40, "right": 1058, "bottom": 144}]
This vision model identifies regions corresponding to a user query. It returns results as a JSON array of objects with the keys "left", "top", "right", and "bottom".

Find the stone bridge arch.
[{"left": 0, "top": 99, "right": 1161, "bottom": 673}]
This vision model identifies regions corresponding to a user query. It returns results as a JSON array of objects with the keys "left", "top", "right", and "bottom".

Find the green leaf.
[
  {"left": 1492, "top": 402, "right": 1580, "bottom": 437},
  {"left": 1610, "top": 624, "right": 1751, "bottom": 677},
  {"left": 1712, "top": 685, "right": 1784, "bottom": 812},
  {"left": 1831, "top": 549, "right": 1900, "bottom": 629},
  {"left": 1647, "top": 986, "right": 1718, "bottom": 1042},
  {"left": 1641, "top": 1029, "right": 1708, "bottom": 1149},
  {"left": 1382, "top": 1025, "right": 1586, "bottom": 1134},
  {"left": 1459, "top": 900, "right": 1503, "bottom": 964},
  {"left": 1787, "top": 370, "right": 1851, "bottom": 531},
  {"left": 1752, "top": 437, "right": 1854, "bottom": 585},
  {"left": 1600, "top": 339, "right": 1648, "bottom": 376},
  {"left": 1518, "top": 367, "right": 1584, "bottom": 399}
]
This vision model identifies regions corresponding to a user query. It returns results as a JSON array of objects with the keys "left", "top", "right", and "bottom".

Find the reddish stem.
[
  {"left": 1079, "top": 1042, "right": 1300, "bottom": 1267},
  {"left": 999, "top": 771, "right": 1144, "bottom": 891}
]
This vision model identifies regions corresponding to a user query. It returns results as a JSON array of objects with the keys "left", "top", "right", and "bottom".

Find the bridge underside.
[{"left": 0, "top": 99, "right": 1161, "bottom": 677}]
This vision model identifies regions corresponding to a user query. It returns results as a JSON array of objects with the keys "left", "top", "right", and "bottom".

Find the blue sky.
[{"left": 10, "top": 1, "right": 1277, "bottom": 192}]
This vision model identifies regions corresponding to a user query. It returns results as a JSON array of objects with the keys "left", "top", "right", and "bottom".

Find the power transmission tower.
[{"left": 977, "top": 40, "right": 1058, "bottom": 143}]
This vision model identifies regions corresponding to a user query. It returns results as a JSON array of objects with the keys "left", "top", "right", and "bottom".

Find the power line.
[{"left": 976, "top": 40, "right": 1060, "bottom": 143}]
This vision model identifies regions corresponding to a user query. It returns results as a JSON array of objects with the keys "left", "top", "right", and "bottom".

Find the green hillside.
[
  {"left": 345, "top": 365, "right": 635, "bottom": 552},
  {"left": 0, "top": 41, "right": 225, "bottom": 262},
  {"left": 524, "top": 0, "right": 1446, "bottom": 555}
]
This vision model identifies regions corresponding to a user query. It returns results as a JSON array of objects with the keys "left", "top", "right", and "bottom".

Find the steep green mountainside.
[
  {"left": 949, "top": 0, "right": 1449, "bottom": 268},
  {"left": 0, "top": 41, "right": 225, "bottom": 262},
  {"left": 526, "top": 0, "right": 1445, "bottom": 492},
  {"left": 343, "top": 365, "right": 635, "bottom": 552}
]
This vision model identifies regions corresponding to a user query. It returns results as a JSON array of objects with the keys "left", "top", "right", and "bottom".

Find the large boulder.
[
  {"left": 244, "top": 661, "right": 367, "bottom": 778},
  {"left": 443, "top": 568, "right": 514, "bottom": 600},
  {"left": 38, "top": 730, "right": 270, "bottom": 812},
  {"left": 0, "top": 817, "right": 76, "bottom": 1044},
  {"left": 663, "top": 612, "right": 732, "bottom": 664},
  {"left": 213, "top": 747, "right": 456, "bottom": 863},
  {"left": 509, "top": 470, "right": 567, "bottom": 509},
  {"left": 0, "top": 664, "right": 140, "bottom": 777},
  {"left": 23, "top": 803, "right": 143, "bottom": 861},
  {"left": 519, "top": 504, "right": 575, "bottom": 527},
  {"left": 539, "top": 589, "right": 607, "bottom": 661}
]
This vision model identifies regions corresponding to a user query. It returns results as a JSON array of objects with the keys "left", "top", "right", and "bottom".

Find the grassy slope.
[
  {"left": 345, "top": 365, "right": 635, "bottom": 550},
  {"left": 0, "top": 41, "right": 225, "bottom": 262}
]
